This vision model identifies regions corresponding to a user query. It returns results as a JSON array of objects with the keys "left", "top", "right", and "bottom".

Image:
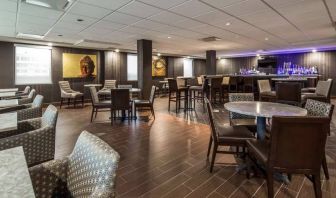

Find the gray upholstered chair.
[
  {"left": 228, "top": 93, "right": 256, "bottom": 130},
  {"left": 257, "top": 80, "right": 276, "bottom": 101},
  {"left": 59, "top": 81, "right": 84, "bottom": 108},
  {"left": 0, "top": 105, "right": 58, "bottom": 167},
  {"left": 301, "top": 79, "right": 333, "bottom": 104},
  {"left": 98, "top": 80, "right": 117, "bottom": 97},
  {"left": 18, "top": 89, "right": 36, "bottom": 104},
  {"left": 16, "top": 86, "right": 31, "bottom": 97},
  {"left": 89, "top": 86, "right": 111, "bottom": 122},
  {"left": 29, "top": 131, "right": 120, "bottom": 198},
  {"left": 134, "top": 86, "right": 156, "bottom": 119},
  {"left": 17, "top": 94, "right": 44, "bottom": 121},
  {"left": 305, "top": 99, "right": 334, "bottom": 180}
]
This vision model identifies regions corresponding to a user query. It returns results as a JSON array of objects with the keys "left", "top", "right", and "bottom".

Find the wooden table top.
[{"left": 0, "top": 147, "right": 35, "bottom": 197}]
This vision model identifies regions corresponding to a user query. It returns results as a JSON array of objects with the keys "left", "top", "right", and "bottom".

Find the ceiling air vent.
[
  {"left": 200, "top": 36, "right": 222, "bottom": 42},
  {"left": 22, "top": 0, "right": 72, "bottom": 11}
]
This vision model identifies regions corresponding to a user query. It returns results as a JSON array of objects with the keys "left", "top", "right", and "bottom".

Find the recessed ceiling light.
[
  {"left": 218, "top": 57, "right": 222, "bottom": 60},
  {"left": 256, "top": 54, "right": 260, "bottom": 57},
  {"left": 77, "top": 19, "right": 84, "bottom": 22},
  {"left": 312, "top": 49, "right": 317, "bottom": 53},
  {"left": 57, "top": 34, "right": 63, "bottom": 37},
  {"left": 167, "top": 36, "right": 171, "bottom": 39},
  {"left": 115, "top": 49, "right": 120, "bottom": 53},
  {"left": 265, "top": 37, "right": 269, "bottom": 41},
  {"left": 225, "top": 22, "right": 231, "bottom": 26},
  {"left": 186, "top": 56, "right": 190, "bottom": 59},
  {"left": 157, "top": 53, "right": 161, "bottom": 56},
  {"left": 47, "top": 43, "right": 52, "bottom": 46}
]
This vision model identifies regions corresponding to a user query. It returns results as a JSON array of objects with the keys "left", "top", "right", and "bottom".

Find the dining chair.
[
  {"left": 16, "top": 86, "right": 31, "bottom": 97},
  {"left": 17, "top": 94, "right": 44, "bottom": 121},
  {"left": 210, "top": 77, "right": 223, "bottom": 103},
  {"left": 168, "top": 79, "right": 187, "bottom": 113},
  {"left": 205, "top": 98, "right": 255, "bottom": 172},
  {"left": 246, "top": 116, "right": 330, "bottom": 198},
  {"left": 301, "top": 77, "right": 320, "bottom": 93},
  {"left": 118, "top": 84, "right": 132, "bottom": 89},
  {"left": 305, "top": 99, "right": 334, "bottom": 179},
  {"left": 275, "top": 82, "right": 301, "bottom": 106},
  {"left": 134, "top": 85, "right": 156, "bottom": 119},
  {"left": 257, "top": 80, "right": 276, "bottom": 101},
  {"left": 89, "top": 87, "right": 111, "bottom": 122},
  {"left": 190, "top": 78, "right": 209, "bottom": 110},
  {"left": 110, "top": 88, "right": 132, "bottom": 124},
  {"left": 98, "top": 79, "right": 116, "bottom": 98},
  {"left": 229, "top": 76, "right": 238, "bottom": 92},
  {"left": 29, "top": 131, "right": 120, "bottom": 198},
  {"left": 221, "top": 76, "right": 230, "bottom": 100},
  {"left": 228, "top": 93, "right": 256, "bottom": 132},
  {"left": 18, "top": 89, "right": 36, "bottom": 104},
  {"left": 243, "top": 77, "right": 254, "bottom": 92},
  {"left": 301, "top": 79, "right": 333, "bottom": 104},
  {"left": 59, "top": 81, "right": 84, "bottom": 108},
  {"left": 0, "top": 105, "right": 58, "bottom": 167}
]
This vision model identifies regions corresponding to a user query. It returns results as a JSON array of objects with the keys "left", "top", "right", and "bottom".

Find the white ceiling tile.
[
  {"left": 0, "top": 11, "right": 16, "bottom": 26},
  {"left": 132, "top": 19, "right": 167, "bottom": 30},
  {"left": 104, "top": 11, "right": 142, "bottom": 25},
  {"left": 17, "top": 23, "right": 51, "bottom": 35},
  {"left": 78, "top": 0, "right": 132, "bottom": 10},
  {"left": 137, "top": 0, "right": 188, "bottom": 9},
  {"left": 92, "top": 20, "right": 126, "bottom": 31},
  {"left": 193, "top": 11, "right": 232, "bottom": 26},
  {"left": 0, "top": 26, "right": 15, "bottom": 37},
  {"left": 19, "top": 3, "right": 63, "bottom": 19},
  {"left": 69, "top": 2, "right": 111, "bottom": 19},
  {"left": 173, "top": 19, "right": 204, "bottom": 29},
  {"left": 199, "top": 0, "right": 247, "bottom": 8},
  {"left": 118, "top": 1, "right": 161, "bottom": 18},
  {"left": 149, "top": 11, "right": 186, "bottom": 25},
  {"left": 18, "top": 14, "right": 57, "bottom": 26},
  {"left": 60, "top": 13, "right": 98, "bottom": 26},
  {"left": 170, "top": 0, "right": 215, "bottom": 18},
  {"left": 326, "top": 0, "right": 336, "bottom": 20},
  {"left": 0, "top": 0, "right": 17, "bottom": 12},
  {"left": 221, "top": 0, "right": 269, "bottom": 17}
]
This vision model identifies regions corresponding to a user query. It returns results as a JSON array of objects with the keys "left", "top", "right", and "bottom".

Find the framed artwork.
[
  {"left": 152, "top": 56, "right": 167, "bottom": 77},
  {"left": 62, "top": 53, "right": 97, "bottom": 78}
]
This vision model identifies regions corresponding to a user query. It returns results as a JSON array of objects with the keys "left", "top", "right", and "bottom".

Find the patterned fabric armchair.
[
  {"left": 0, "top": 105, "right": 58, "bottom": 167},
  {"left": 98, "top": 80, "right": 117, "bottom": 97},
  {"left": 18, "top": 89, "right": 36, "bottom": 104},
  {"left": 29, "top": 131, "right": 120, "bottom": 198},
  {"left": 301, "top": 79, "right": 333, "bottom": 103},
  {"left": 16, "top": 86, "right": 31, "bottom": 97},
  {"left": 228, "top": 93, "right": 256, "bottom": 129},
  {"left": 17, "top": 94, "right": 44, "bottom": 121},
  {"left": 59, "top": 81, "right": 84, "bottom": 108}
]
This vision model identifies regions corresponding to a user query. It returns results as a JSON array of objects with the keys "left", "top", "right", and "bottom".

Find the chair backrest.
[
  {"left": 42, "top": 105, "right": 58, "bottom": 128},
  {"left": 103, "top": 80, "right": 116, "bottom": 89},
  {"left": 228, "top": 93, "right": 255, "bottom": 120},
  {"left": 305, "top": 99, "right": 334, "bottom": 118},
  {"left": 111, "top": 89, "right": 130, "bottom": 110},
  {"left": 315, "top": 79, "right": 333, "bottom": 97},
  {"left": 269, "top": 116, "right": 329, "bottom": 173},
  {"left": 32, "top": 95, "right": 44, "bottom": 108},
  {"left": 275, "top": 82, "right": 301, "bottom": 106},
  {"left": 23, "top": 86, "right": 31, "bottom": 94},
  {"left": 229, "top": 76, "right": 238, "bottom": 85},
  {"left": 205, "top": 98, "right": 219, "bottom": 143},
  {"left": 244, "top": 77, "right": 253, "bottom": 85},
  {"left": 258, "top": 80, "right": 271, "bottom": 93},
  {"left": 211, "top": 77, "right": 222, "bottom": 89},
  {"left": 89, "top": 86, "right": 99, "bottom": 105},
  {"left": 197, "top": 77, "right": 203, "bottom": 85},
  {"left": 117, "top": 84, "right": 132, "bottom": 89},
  {"left": 168, "top": 79, "right": 178, "bottom": 92},
  {"left": 28, "top": 89, "right": 36, "bottom": 99},
  {"left": 222, "top": 77, "right": 230, "bottom": 85},
  {"left": 149, "top": 86, "right": 156, "bottom": 104},
  {"left": 176, "top": 78, "right": 185, "bottom": 88},
  {"left": 67, "top": 131, "right": 120, "bottom": 198},
  {"left": 59, "top": 81, "right": 72, "bottom": 93}
]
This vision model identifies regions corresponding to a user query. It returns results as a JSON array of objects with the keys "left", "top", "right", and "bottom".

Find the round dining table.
[{"left": 224, "top": 101, "right": 307, "bottom": 139}]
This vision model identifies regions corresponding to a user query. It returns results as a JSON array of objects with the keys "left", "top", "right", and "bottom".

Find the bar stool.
[
  {"left": 210, "top": 77, "right": 223, "bottom": 103},
  {"left": 168, "top": 79, "right": 187, "bottom": 113},
  {"left": 229, "top": 76, "right": 238, "bottom": 92}
]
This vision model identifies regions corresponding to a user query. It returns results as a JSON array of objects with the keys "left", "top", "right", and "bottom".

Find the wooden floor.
[{"left": 54, "top": 97, "right": 336, "bottom": 198}]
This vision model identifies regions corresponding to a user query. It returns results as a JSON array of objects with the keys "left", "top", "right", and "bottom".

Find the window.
[
  {"left": 15, "top": 44, "right": 52, "bottom": 85},
  {"left": 127, "top": 54, "right": 138, "bottom": 81},
  {"left": 183, "top": 58, "right": 193, "bottom": 77}
]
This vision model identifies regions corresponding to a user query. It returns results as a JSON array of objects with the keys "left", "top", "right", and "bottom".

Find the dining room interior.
[{"left": 0, "top": 0, "right": 336, "bottom": 197}]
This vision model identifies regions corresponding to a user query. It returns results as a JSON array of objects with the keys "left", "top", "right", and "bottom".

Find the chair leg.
[
  {"left": 95, "top": 110, "right": 98, "bottom": 118},
  {"left": 90, "top": 108, "right": 94, "bottom": 122},
  {"left": 168, "top": 92, "right": 171, "bottom": 111},
  {"left": 322, "top": 154, "right": 329, "bottom": 180},
  {"left": 110, "top": 108, "right": 113, "bottom": 125},
  {"left": 82, "top": 96, "right": 84, "bottom": 107},
  {"left": 60, "top": 98, "right": 63, "bottom": 109},
  {"left": 134, "top": 106, "right": 137, "bottom": 120},
  {"left": 73, "top": 98, "right": 76, "bottom": 108},
  {"left": 150, "top": 105, "right": 155, "bottom": 119},
  {"left": 68, "top": 98, "right": 70, "bottom": 106},
  {"left": 210, "top": 144, "right": 218, "bottom": 173},
  {"left": 206, "top": 136, "right": 212, "bottom": 158},
  {"left": 266, "top": 170, "right": 274, "bottom": 198},
  {"left": 312, "top": 174, "right": 322, "bottom": 198}
]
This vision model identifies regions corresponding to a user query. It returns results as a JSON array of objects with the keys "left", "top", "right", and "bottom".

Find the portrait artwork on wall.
[
  {"left": 62, "top": 53, "right": 97, "bottom": 78},
  {"left": 152, "top": 56, "right": 167, "bottom": 77}
]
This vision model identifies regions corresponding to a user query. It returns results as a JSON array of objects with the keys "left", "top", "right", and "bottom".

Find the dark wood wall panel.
[
  {"left": 0, "top": 42, "right": 15, "bottom": 88},
  {"left": 193, "top": 59, "right": 206, "bottom": 77}
]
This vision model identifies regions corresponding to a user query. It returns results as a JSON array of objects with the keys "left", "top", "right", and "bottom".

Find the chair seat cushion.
[
  {"left": 95, "top": 101, "right": 111, "bottom": 107},
  {"left": 63, "top": 92, "right": 83, "bottom": 98},
  {"left": 216, "top": 125, "right": 255, "bottom": 144},
  {"left": 247, "top": 139, "right": 269, "bottom": 163},
  {"left": 134, "top": 100, "right": 150, "bottom": 105},
  {"left": 301, "top": 93, "right": 326, "bottom": 101},
  {"left": 189, "top": 86, "right": 202, "bottom": 90},
  {"left": 260, "top": 91, "right": 276, "bottom": 97},
  {"left": 301, "top": 87, "right": 316, "bottom": 93},
  {"left": 231, "top": 119, "right": 256, "bottom": 127}
]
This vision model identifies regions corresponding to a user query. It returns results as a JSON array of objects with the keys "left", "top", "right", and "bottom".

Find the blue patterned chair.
[
  {"left": 17, "top": 94, "right": 44, "bottom": 121},
  {"left": 29, "top": 131, "right": 120, "bottom": 198},
  {"left": 228, "top": 93, "right": 256, "bottom": 130},
  {"left": 305, "top": 99, "right": 334, "bottom": 180},
  {"left": 0, "top": 105, "right": 58, "bottom": 166},
  {"left": 18, "top": 89, "right": 36, "bottom": 104}
]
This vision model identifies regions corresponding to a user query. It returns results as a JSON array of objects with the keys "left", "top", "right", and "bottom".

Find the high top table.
[
  {"left": 0, "top": 92, "right": 16, "bottom": 98},
  {"left": 0, "top": 147, "right": 35, "bottom": 197},
  {"left": 0, "top": 112, "right": 17, "bottom": 132},
  {"left": 0, "top": 88, "right": 18, "bottom": 93},
  {"left": 224, "top": 101, "right": 307, "bottom": 140}
]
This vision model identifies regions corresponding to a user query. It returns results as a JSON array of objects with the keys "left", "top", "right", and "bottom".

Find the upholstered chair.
[
  {"left": 17, "top": 94, "right": 44, "bottom": 121},
  {"left": 305, "top": 99, "right": 334, "bottom": 180},
  {"left": 98, "top": 80, "right": 117, "bottom": 97},
  {"left": 228, "top": 93, "right": 256, "bottom": 130},
  {"left": 59, "top": 81, "right": 84, "bottom": 108},
  {"left": 257, "top": 80, "right": 276, "bottom": 101},
  {"left": 29, "top": 131, "right": 120, "bottom": 198},
  {"left": 18, "top": 89, "right": 36, "bottom": 104},
  {"left": 89, "top": 87, "right": 111, "bottom": 122},
  {"left": 16, "top": 86, "right": 31, "bottom": 97},
  {"left": 134, "top": 86, "right": 156, "bottom": 119},
  {"left": 0, "top": 105, "right": 58, "bottom": 167},
  {"left": 301, "top": 79, "right": 333, "bottom": 104}
]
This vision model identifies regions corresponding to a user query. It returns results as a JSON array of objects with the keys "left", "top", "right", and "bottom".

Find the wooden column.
[
  {"left": 137, "top": 39, "right": 152, "bottom": 99},
  {"left": 206, "top": 50, "right": 216, "bottom": 75}
]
